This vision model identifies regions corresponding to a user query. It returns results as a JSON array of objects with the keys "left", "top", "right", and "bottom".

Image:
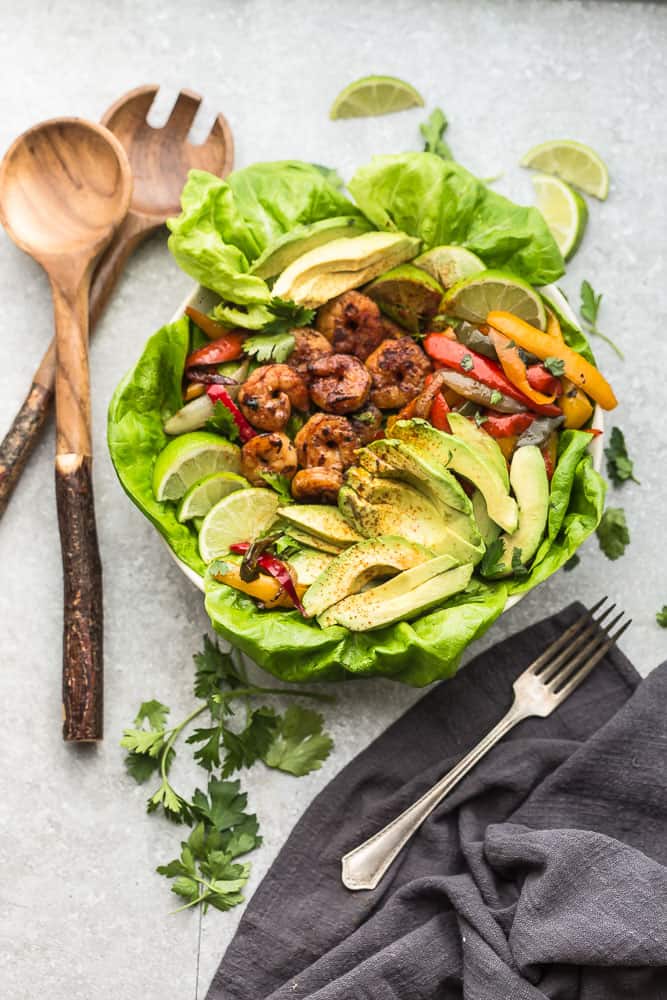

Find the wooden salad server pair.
[{"left": 0, "top": 88, "right": 234, "bottom": 741}]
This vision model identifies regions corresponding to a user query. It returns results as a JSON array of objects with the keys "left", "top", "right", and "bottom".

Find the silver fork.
[{"left": 341, "top": 599, "right": 631, "bottom": 891}]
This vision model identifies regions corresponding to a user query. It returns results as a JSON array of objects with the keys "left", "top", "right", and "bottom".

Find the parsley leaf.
[
  {"left": 262, "top": 706, "right": 333, "bottom": 776},
  {"left": 193, "top": 635, "right": 244, "bottom": 701},
  {"left": 657, "top": 607, "right": 667, "bottom": 628},
  {"left": 579, "top": 281, "right": 624, "bottom": 359},
  {"left": 460, "top": 353, "right": 474, "bottom": 372},
  {"left": 262, "top": 297, "right": 315, "bottom": 336},
  {"left": 244, "top": 331, "right": 295, "bottom": 364},
  {"left": 206, "top": 401, "right": 240, "bottom": 442},
  {"left": 544, "top": 356, "right": 565, "bottom": 377},
  {"left": 273, "top": 534, "right": 302, "bottom": 560},
  {"left": 563, "top": 553, "right": 580, "bottom": 572},
  {"left": 490, "top": 390, "right": 503, "bottom": 406},
  {"left": 596, "top": 507, "right": 630, "bottom": 560},
  {"left": 260, "top": 472, "right": 293, "bottom": 502},
  {"left": 605, "top": 426, "right": 639, "bottom": 486},
  {"left": 190, "top": 777, "right": 252, "bottom": 832},
  {"left": 220, "top": 707, "right": 279, "bottom": 777},
  {"left": 480, "top": 538, "right": 505, "bottom": 577},
  {"left": 419, "top": 107, "right": 453, "bottom": 160}
]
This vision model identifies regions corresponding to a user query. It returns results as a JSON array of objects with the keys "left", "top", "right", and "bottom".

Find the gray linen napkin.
[{"left": 207, "top": 603, "right": 667, "bottom": 999}]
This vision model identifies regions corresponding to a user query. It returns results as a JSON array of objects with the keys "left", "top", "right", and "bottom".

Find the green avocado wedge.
[
  {"left": 318, "top": 560, "right": 473, "bottom": 631},
  {"left": 282, "top": 527, "right": 345, "bottom": 555},
  {"left": 359, "top": 438, "right": 472, "bottom": 514},
  {"left": 471, "top": 490, "right": 501, "bottom": 548},
  {"left": 481, "top": 445, "right": 549, "bottom": 578},
  {"left": 277, "top": 504, "right": 363, "bottom": 546},
  {"left": 250, "top": 216, "right": 373, "bottom": 279},
  {"left": 287, "top": 548, "right": 334, "bottom": 586},
  {"left": 392, "top": 419, "right": 518, "bottom": 533},
  {"left": 446, "top": 412, "right": 509, "bottom": 491},
  {"left": 302, "top": 536, "right": 432, "bottom": 619}
]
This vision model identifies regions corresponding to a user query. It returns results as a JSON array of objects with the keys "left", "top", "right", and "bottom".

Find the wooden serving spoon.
[
  {"left": 0, "top": 85, "right": 234, "bottom": 517},
  {"left": 0, "top": 118, "right": 133, "bottom": 741}
]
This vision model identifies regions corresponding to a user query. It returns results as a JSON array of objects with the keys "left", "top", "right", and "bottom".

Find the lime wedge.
[
  {"left": 442, "top": 270, "right": 547, "bottom": 330},
  {"left": 330, "top": 75, "right": 424, "bottom": 120},
  {"left": 532, "top": 174, "right": 588, "bottom": 261},
  {"left": 152, "top": 432, "right": 241, "bottom": 502},
  {"left": 520, "top": 139, "right": 609, "bottom": 200},
  {"left": 177, "top": 471, "right": 249, "bottom": 522},
  {"left": 198, "top": 488, "right": 280, "bottom": 563},
  {"left": 414, "top": 245, "right": 485, "bottom": 289},
  {"left": 365, "top": 264, "right": 444, "bottom": 332}
]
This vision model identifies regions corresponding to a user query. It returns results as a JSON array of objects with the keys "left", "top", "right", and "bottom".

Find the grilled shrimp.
[
  {"left": 286, "top": 329, "right": 332, "bottom": 382},
  {"left": 295, "top": 413, "right": 359, "bottom": 471},
  {"left": 241, "top": 432, "right": 298, "bottom": 486},
  {"left": 365, "top": 337, "right": 432, "bottom": 410},
  {"left": 315, "top": 291, "right": 385, "bottom": 360},
  {"left": 237, "top": 364, "right": 309, "bottom": 432},
  {"left": 291, "top": 467, "right": 342, "bottom": 504},
  {"left": 348, "top": 402, "right": 383, "bottom": 445},
  {"left": 309, "top": 354, "right": 371, "bottom": 415}
]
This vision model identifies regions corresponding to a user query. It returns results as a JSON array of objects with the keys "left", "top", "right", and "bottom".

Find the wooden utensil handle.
[
  {"left": 0, "top": 213, "right": 155, "bottom": 519},
  {"left": 51, "top": 275, "right": 103, "bottom": 741}
]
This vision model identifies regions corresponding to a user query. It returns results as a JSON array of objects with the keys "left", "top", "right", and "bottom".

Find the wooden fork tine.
[
  {"left": 526, "top": 597, "right": 608, "bottom": 677},
  {"left": 552, "top": 618, "right": 632, "bottom": 703},
  {"left": 164, "top": 89, "right": 202, "bottom": 138}
]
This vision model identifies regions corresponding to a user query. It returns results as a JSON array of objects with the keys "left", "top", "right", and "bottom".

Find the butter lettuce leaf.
[{"left": 348, "top": 152, "right": 564, "bottom": 286}]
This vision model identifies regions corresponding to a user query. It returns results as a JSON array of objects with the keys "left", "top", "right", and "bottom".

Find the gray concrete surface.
[{"left": 0, "top": 1, "right": 665, "bottom": 996}]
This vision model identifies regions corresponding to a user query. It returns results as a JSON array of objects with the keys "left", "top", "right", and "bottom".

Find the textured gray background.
[{"left": 0, "top": 1, "right": 665, "bottom": 997}]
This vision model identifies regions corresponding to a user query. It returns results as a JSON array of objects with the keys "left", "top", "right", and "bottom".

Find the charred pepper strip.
[
  {"left": 482, "top": 413, "right": 534, "bottom": 438},
  {"left": 487, "top": 311, "right": 617, "bottom": 410},
  {"left": 422, "top": 334, "right": 561, "bottom": 416},
  {"left": 526, "top": 364, "right": 562, "bottom": 396},
  {"left": 207, "top": 385, "right": 257, "bottom": 443},
  {"left": 186, "top": 331, "right": 246, "bottom": 368},
  {"left": 487, "top": 329, "right": 558, "bottom": 407},
  {"left": 229, "top": 542, "right": 306, "bottom": 615}
]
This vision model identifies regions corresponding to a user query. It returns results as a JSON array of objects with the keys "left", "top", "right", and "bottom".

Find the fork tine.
[
  {"left": 546, "top": 608, "right": 625, "bottom": 690},
  {"left": 538, "top": 603, "right": 618, "bottom": 683},
  {"left": 551, "top": 618, "right": 632, "bottom": 703},
  {"left": 526, "top": 597, "right": 608, "bottom": 677},
  {"left": 164, "top": 89, "right": 202, "bottom": 138}
]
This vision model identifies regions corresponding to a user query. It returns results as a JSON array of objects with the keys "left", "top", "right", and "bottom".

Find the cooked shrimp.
[
  {"left": 237, "top": 364, "right": 309, "bottom": 432},
  {"left": 348, "top": 403, "right": 383, "bottom": 445},
  {"left": 295, "top": 413, "right": 359, "bottom": 471},
  {"left": 365, "top": 337, "right": 432, "bottom": 410},
  {"left": 309, "top": 354, "right": 371, "bottom": 415},
  {"left": 291, "top": 467, "right": 342, "bottom": 504},
  {"left": 315, "top": 291, "right": 384, "bottom": 360},
  {"left": 241, "top": 432, "right": 298, "bottom": 486},
  {"left": 286, "top": 329, "right": 332, "bottom": 382}
]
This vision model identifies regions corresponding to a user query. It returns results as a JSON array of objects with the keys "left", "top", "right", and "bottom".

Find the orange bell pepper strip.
[
  {"left": 429, "top": 392, "right": 451, "bottom": 432},
  {"left": 487, "top": 311, "right": 617, "bottom": 411},
  {"left": 488, "top": 328, "right": 557, "bottom": 406},
  {"left": 546, "top": 309, "right": 564, "bottom": 342},
  {"left": 186, "top": 306, "right": 236, "bottom": 342},
  {"left": 558, "top": 379, "right": 594, "bottom": 429}
]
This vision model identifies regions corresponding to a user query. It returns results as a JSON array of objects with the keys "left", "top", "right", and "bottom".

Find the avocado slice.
[
  {"left": 360, "top": 439, "right": 472, "bottom": 514},
  {"left": 480, "top": 445, "right": 549, "bottom": 578},
  {"left": 471, "top": 490, "right": 501, "bottom": 547},
  {"left": 272, "top": 232, "right": 421, "bottom": 307},
  {"left": 393, "top": 419, "right": 518, "bottom": 533},
  {"left": 339, "top": 480, "right": 484, "bottom": 565},
  {"left": 364, "top": 264, "right": 444, "bottom": 333},
  {"left": 319, "top": 562, "right": 473, "bottom": 631},
  {"left": 250, "top": 217, "right": 372, "bottom": 280},
  {"left": 302, "top": 536, "right": 432, "bottom": 619},
  {"left": 287, "top": 548, "right": 334, "bottom": 586},
  {"left": 277, "top": 504, "right": 363, "bottom": 546},
  {"left": 282, "top": 527, "right": 345, "bottom": 555},
  {"left": 446, "top": 412, "right": 509, "bottom": 490}
]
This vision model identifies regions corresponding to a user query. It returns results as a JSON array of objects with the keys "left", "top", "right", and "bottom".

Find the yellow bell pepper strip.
[
  {"left": 185, "top": 305, "right": 237, "bottom": 342},
  {"left": 183, "top": 382, "right": 206, "bottom": 402},
  {"left": 486, "top": 311, "right": 618, "bottom": 411},
  {"left": 495, "top": 435, "right": 518, "bottom": 462},
  {"left": 488, "top": 328, "right": 558, "bottom": 407},
  {"left": 558, "top": 378, "right": 594, "bottom": 429},
  {"left": 546, "top": 309, "right": 564, "bottom": 342},
  {"left": 210, "top": 559, "right": 307, "bottom": 610}
]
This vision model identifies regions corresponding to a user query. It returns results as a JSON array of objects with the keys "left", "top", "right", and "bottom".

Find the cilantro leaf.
[
  {"left": 579, "top": 280, "right": 624, "bottom": 359},
  {"left": 480, "top": 538, "right": 505, "bottom": 577},
  {"left": 260, "top": 472, "right": 293, "bottom": 502},
  {"left": 261, "top": 706, "right": 333, "bottom": 776},
  {"left": 221, "top": 707, "right": 279, "bottom": 777},
  {"left": 490, "top": 389, "right": 503, "bottom": 406},
  {"left": 190, "top": 778, "right": 251, "bottom": 832},
  {"left": 596, "top": 507, "right": 630, "bottom": 560},
  {"left": 474, "top": 410, "right": 488, "bottom": 427},
  {"left": 244, "top": 331, "right": 295, "bottom": 364},
  {"left": 193, "top": 635, "right": 243, "bottom": 701},
  {"left": 147, "top": 780, "right": 190, "bottom": 822},
  {"left": 263, "top": 297, "right": 315, "bottom": 335},
  {"left": 563, "top": 553, "right": 580, "bottom": 572},
  {"left": 419, "top": 108, "right": 453, "bottom": 159},
  {"left": 544, "top": 357, "right": 565, "bottom": 377},
  {"left": 206, "top": 401, "right": 240, "bottom": 442},
  {"left": 605, "top": 426, "right": 639, "bottom": 487},
  {"left": 134, "top": 700, "right": 170, "bottom": 730},
  {"left": 186, "top": 724, "right": 224, "bottom": 771},
  {"left": 124, "top": 750, "right": 161, "bottom": 784},
  {"left": 510, "top": 548, "right": 530, "bottom": 578},
  {"left": 657, "top": 607, "right": 667, "bottom": 628},
  {"left": 273, "top": 534, "right": 302, "bottom": 560},
  {"left": 460, "top": 353, "right": 474, "bottom": 372}
]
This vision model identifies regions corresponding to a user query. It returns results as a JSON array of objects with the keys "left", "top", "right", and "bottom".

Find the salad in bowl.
[{"left": 108, "top": 153, "right": 614, "bottom": 685}]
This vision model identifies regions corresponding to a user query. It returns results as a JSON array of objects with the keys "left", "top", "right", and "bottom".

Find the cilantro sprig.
[
  {"left": 579, "top": 281, "right": 624, "bottom": 359},
  {"left": 596, "top": 507, "right": 630, "bottom": 560},
  {"left": 605, "top": 427, "right": 639, "bottom": 486},
  {"left": 122, "top": 637, "right": 334, "bottom": 914},
  {"left": 420, "top": 108, "right": 453, "bottom": 160}
]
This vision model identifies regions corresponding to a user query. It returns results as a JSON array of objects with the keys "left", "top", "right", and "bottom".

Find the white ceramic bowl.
[{"left": 167, "top": 283, "right": 603, "bottom": 605}]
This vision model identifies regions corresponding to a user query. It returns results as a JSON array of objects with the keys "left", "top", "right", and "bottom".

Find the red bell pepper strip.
[
  {"left": 423, "top": 334, "right": 562, "bottom": 417},
  {"left": 429, "top": 392, "right": 451, "bottom": 432},
  {"left": 526, "top": 364, "right": 562, "bottom": 396},
  {"left": 229, "top": 542, "right": 306, "bottom": 615},
  {"left": 207, "top": 385, "right": 257, "bottom": 443},
  {"left": 482, "top": 413, "right": 535, "bottom": 439},
  {"left": 186, "top": 331, "right": 246, "bottom": 369}
]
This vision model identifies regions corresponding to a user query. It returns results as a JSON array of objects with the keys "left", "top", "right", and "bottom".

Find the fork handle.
[{"left": 341, "top": 701, "right": 529, "bottom": 891}]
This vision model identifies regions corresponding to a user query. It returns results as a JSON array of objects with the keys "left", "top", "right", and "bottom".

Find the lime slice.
[
  {"left": 442, "top": 270, "right": 547, "bottom": 330},
  {"left": 177, "top": 471, "right": 249, "bottom": 522},
  {"left": 152, "top": 432, "right": 241, "bottom": 502},
  {"left": 414, "top": 245, "right": 485, "bottom": 289},
  {"left": 198, "top": 488, "right": 280, "bottom": 563},
  {"left": 365, "top": 264, "right": 444, "bottom": 333},
  {"left": 520, "top": 139, "right": 609, "bottom": 200},
  {"left": 532, "top": 174, "right": 588, "bottom": 261},
  {"left": 330, "top": 75, "right": 424, "bottom": 120}
]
